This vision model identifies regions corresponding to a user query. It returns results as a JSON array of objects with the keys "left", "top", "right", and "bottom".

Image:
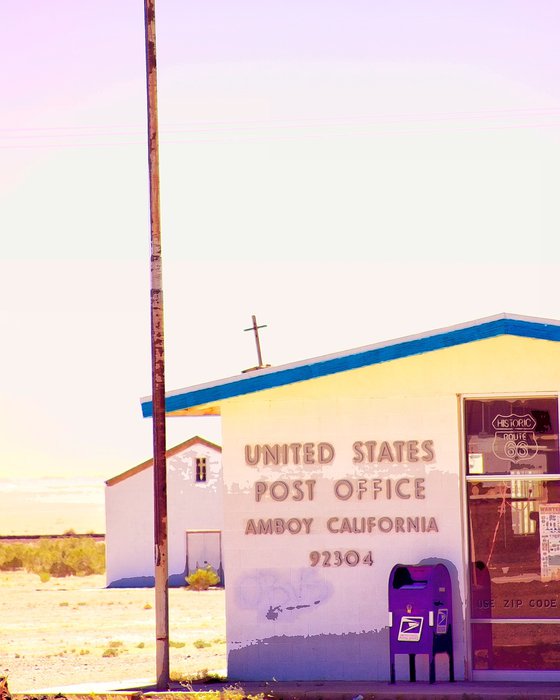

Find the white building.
[
  {"left": 105, "top": 435, "right": 223, "bottom": 588},
  {"left": 141, "top": 314, "right": 560, "bottom": 682}
]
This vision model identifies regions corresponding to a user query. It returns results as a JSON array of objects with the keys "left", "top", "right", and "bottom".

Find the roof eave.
[
  {"left": 140, "top": 314, "right": 560, "bottom": 418},
  {"left": 106, "top": 435, "right": 222, "bottom": 486}
]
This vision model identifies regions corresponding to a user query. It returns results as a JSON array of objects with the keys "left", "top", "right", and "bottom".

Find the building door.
[
  {"left": 464, "top": 396, "right": 560, "bottom": 677},
  {"left": 186, "top": 530, "right": 223, "bottom": 584}
]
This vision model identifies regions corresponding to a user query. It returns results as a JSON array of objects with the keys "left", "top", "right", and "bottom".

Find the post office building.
[{"left": 141, "top": 314, "right": 560, "bottom": 682}]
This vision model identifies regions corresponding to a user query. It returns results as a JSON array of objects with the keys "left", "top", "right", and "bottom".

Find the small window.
[
  {"left": 195, "top": 457, "right": 207, "bottom": 482},
  {"left": 465, "top": 396, "right": 559, "bottom": 476}
]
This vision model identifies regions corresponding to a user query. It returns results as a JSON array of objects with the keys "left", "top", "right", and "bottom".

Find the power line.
[{"left": 2, "top": 107, "right": 560, "bottom": 149}]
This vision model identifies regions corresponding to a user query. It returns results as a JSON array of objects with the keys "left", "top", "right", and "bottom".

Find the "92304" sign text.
[{"left": 309, "top": 550, "right": 373, "bottom": 567}]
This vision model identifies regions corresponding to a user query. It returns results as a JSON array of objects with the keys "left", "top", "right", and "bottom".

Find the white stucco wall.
[
  {"left": 105, "top": 467, "right": 154, "bottom": 585},
  {"left": 218, "top": 335, "right": 560, "bottom": 681},
  {"left": 105, "top": 440, "right": 223, "bottom": 587}
]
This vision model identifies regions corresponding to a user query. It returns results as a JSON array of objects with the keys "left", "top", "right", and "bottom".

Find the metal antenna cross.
[{"left": 243, "top": 315, "right": 268, "bottom": 369}]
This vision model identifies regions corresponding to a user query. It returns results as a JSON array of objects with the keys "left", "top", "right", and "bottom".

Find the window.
[
  {"left": 468, "top": 478, "right": 560, "bottom": 669},
  {"left": 195, "top": 457, "right": 207, "bottom": 482},
  {"left": 468, "top": 477, "right": 560, "bottom": 619},
  {"left": 464, "top": 396, "right": 559, "bottom": 476},
  {"left": 465, "top": 396, "right": 560, "bottom": 672}
]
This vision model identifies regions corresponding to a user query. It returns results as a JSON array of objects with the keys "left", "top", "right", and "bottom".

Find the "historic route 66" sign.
[{"left": 492, "top": 414, "right": 539, "bottom": 463}]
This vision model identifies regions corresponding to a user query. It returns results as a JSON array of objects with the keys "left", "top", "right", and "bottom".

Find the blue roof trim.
[{"left": 140, "top": 317, "right": 560, "bottom": 418}]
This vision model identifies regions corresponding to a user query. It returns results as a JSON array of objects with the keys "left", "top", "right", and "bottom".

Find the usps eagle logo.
[{"left": 492, "top": 414, "right": 539, "bottom": 463}]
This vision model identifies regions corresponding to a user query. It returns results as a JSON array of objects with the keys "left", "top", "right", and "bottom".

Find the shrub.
[
  {"left": 61, "top": 538, "right": 104, "bottom": 575},
  {"left": 0, "top": 543, "right": 25, "bottom": 571},
  {"left": 222, "top": 684, "right": 265, "bottom": 700},
  {"left": 185, "top": 566, "right": 220, "bottom": 591},
  {"left": 193, "top": 639, "right": 212, "bottom": 649},
  {"left": 205, "top": 672, "right": 228, "bottom": 683},
  {"left": 170, "top": 668, "right": 209, "bottom": 684},
  {"left": 50, "top": 561, "right": 74, "bottom": 577},
  {"left": 0, "top": 537, "right": 105, "bottom": 577}
]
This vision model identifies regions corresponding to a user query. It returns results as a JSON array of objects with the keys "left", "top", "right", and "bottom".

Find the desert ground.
[{"left": 0, "top": 571, "right": 226, "bottom": 693}]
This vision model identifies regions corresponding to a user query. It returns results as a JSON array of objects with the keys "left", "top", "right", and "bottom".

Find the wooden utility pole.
[{"left": 143, "top": 0, "right": 169, "bottom": 690}]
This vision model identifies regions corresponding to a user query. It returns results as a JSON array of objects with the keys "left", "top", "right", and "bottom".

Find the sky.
[{"left": 2, "top": 1, "right": 560, "bottom": 501}]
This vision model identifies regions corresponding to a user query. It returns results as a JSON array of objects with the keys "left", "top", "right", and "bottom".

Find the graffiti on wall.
[{"left": 235, "top": 568, "right": 333, "bottom": 622}]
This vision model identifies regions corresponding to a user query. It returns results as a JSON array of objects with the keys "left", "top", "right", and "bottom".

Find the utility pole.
[{"left": 143, "top": 0, "right": 169, "bottom": 690}]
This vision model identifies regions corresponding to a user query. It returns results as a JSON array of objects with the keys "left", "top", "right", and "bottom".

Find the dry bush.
[
  {"left": 193, "top": 639, "right": 212, "bottom": 649},
  {"left": 185, "top": 566, "right": 220, "bottom": 590},
  {"left": 0, "top": 537, "right": 105, "bottom": 578}
]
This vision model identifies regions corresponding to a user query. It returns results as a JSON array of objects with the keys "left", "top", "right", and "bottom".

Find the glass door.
[{"left": 465, "top": 397, "right": 560, "bottom": 672}]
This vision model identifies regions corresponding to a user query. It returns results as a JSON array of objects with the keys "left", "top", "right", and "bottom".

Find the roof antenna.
[{"left": 242, "top": 315, "right": 271, "bottom": 373}]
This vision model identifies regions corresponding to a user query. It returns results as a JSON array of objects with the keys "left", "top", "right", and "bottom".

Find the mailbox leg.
[
  {"left": 409, "top": 654, "right": 416, "bottom": 682},
  {"left": 429, "top": 655, "right": 435, "bottom": 684},
  {"left": 445, "top": 626, "right": 454, "bottom": 682},
  {"left": 390, "top": 655, "right": 395, "bottom": 684}
]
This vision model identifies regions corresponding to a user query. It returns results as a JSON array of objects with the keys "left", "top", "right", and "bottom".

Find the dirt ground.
[{"left": 0, "top": 571, "right": 226, "bottom": 693}]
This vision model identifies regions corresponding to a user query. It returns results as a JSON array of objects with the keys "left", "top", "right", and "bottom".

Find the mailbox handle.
[{"left": 429, "top": 611, "right": 434, "bottom": 627}]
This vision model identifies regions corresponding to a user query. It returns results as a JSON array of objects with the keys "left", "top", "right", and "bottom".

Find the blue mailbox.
[{"left": 388, "top": 563, "right": 454, "bottom": 684}]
